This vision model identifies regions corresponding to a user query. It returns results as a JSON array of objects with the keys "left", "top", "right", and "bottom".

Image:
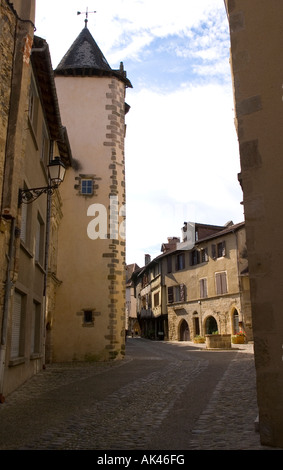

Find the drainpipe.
[
  {"left": 42, "top": 188, "right": 52, "bottom": 367},
  {"left": 0, "top": 217, "right": 16, "bottom": 402}
]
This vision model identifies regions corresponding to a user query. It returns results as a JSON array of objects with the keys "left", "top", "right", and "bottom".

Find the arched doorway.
[
  {"left": 193, "top": 311, "right": 200, "bottom": 336},
  {"left": 179, "top": 319, "right": 190, "bottom": 341},
  {"left": 232, "top": 309, "right": 239, "bottom": 334},
  {"left": 205, "top": 316, "right": 218, "bottom": 334}
]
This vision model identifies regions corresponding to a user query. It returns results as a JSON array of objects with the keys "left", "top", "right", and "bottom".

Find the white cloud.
[
  {"left": 125, "top": 82, "right": 243, "bottom": 266},
  {"left": 34, "top": 0, "right": 243, "bottom": 268}
]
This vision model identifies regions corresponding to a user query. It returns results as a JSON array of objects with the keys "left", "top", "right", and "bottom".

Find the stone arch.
[
  {"left": 231, "top": 307, "right": 240, "bottom": 334},
  {"left": 192, "top": 311, "right": 200, "bottom": 336},
  {"left": 205, "top": 315, "right": 218, "bottom": 334},
  {"left": 179, "top": 319, "right": 190, "bottom": 341}
]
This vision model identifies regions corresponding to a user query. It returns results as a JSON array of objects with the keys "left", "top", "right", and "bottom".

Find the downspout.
[
  {"left": 42, "top": 140, "right": 54, "bottom": 367},
  {"left": 0, "top": 217, "right": 16, "bottom": 402}
]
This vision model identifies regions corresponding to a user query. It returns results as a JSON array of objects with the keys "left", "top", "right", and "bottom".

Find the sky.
[{"left": 34, "top": 0, "right": 244, "bottom": 268}]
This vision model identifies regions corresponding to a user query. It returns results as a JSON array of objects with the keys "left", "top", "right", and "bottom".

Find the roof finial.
[{"left": 77, "top": 7, "right": 96, "bottom": 28}]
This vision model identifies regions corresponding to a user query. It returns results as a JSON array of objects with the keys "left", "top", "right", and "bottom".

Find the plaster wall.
[{"left": 53, "top": 75, "right": 126, "bottom": 362}]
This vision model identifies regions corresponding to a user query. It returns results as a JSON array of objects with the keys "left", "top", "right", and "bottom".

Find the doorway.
[
  {"left": 179, "top": 319, "right": 190, "bottom": 341},
  {"left": 205, "top": 316, "right": 218, "bottom": 334}
]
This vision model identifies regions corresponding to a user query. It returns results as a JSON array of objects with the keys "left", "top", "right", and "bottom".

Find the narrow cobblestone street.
[{"left": 0, "top": 338, "right": 270, "bottom": 452}]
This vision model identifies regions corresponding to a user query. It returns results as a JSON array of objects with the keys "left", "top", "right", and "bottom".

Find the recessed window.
[
  {"left": 200, "top": 278, "right": 208, "bottom": 298},
  {"left": 28, "top": 75, "right": 39, "bottom": 135},
  {"left": 31, "top": 301, "right": 41, "bottom": 355},
  {"left": 11, "top": 291, "right": 26, "bottom": 359},
  {"left": 176, "top": 253, "right": 185, "bottom": 271},
  {"left": 212, "top": 241, "right": 226, "bottom": 259},
  {"left": 35, "top": 213, "right": 45, "bottom": 266},
  {"left": 168, "top": 284, "right": 186, "bottom": 303},
  {"left": 41, "top": 124, "right": 50, "bottom": 168},
  {"left": 81, "top": 179, "right": 93, "bottom": 195},
  {"left": 84, "top": 310, "right": 93, "bottom": 323},
  {"left": 153, "top": 292, "right": 159, "bottom": 307}
]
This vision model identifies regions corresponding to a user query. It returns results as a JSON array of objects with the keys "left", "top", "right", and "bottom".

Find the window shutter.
[
  {"left": 180, "top": 283, "right": 186, "bottom": 301},
  {"left": 215, "top": 273, "right": 221, "bottom": 294},
  {"left": 168, "top": 286, "right": 174, "bottom": 303},
  {"left": 222, "top": 241, "right": 226, "bottom": 257},
  {"left": 212, "top": 244, "right": 216, "bottom": 259},
  {"left": 30, "top": 302, "right": 36, "bottom": 354},
  {"left": 205, "top": 248, "right": 208, "bottom": 262},
  {"left": 11, "top": 292, "right": 22, "bottom": 358},
  {"left": 200, "top": 279, "right": 204, "bottom": 298},
  {"left": 215, "top": 272, "right": 227, "bottom": 294},
  {"left": 35, "top": 218, "right": 41, "bottom": 261},
  {"left": 20, "top": 203, "right": 27, "bottom": 243},
  {"left": 221, "top": 272, "right": 228, "bottom": 293}
]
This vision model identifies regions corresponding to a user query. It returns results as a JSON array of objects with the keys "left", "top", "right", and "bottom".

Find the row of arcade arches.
[{"left": 178, "top": 309, "right": 240, "bottom": 341}]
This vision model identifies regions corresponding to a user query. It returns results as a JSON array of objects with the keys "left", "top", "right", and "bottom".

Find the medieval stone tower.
[{"left": 51, "top": 24, "right": 132, "bottom": 362}]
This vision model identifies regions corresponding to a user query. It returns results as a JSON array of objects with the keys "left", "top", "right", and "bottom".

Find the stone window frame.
[{"left": 74, "top": 174, "right": 98, "bottom": 197}]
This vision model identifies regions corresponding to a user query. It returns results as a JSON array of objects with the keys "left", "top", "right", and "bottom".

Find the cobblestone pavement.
[{"left": 0, "top": 339, "right": 272, "bottom": 451}]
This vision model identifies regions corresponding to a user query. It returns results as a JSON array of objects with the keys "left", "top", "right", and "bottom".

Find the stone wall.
[{"left": 226, "top": 0, "right": 283, "bottom": 447}]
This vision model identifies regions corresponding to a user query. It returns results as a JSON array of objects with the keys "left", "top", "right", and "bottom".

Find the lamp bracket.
[{"left": 18, "top": 185, "right": 58, "bottom": 205}]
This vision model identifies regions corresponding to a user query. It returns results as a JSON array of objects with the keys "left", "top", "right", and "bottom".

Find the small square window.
[
  {"left": 81, "top": 179, "right": 93, "bottom": 195},
  {"left": 84, "top": 310, "right": 93, "bottom": 323}
]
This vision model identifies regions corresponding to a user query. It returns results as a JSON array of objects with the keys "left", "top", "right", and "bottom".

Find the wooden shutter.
[
  {"left": 35, "top": 218, "right": 41, "bottom": 261},
  {"left": 200, "top": 279, "right": 207, "bottom": 298},
  {"left": 180, "top": 283, "right": 186, "bottom": 301},
  {"left": 215, "top": 272, "right": 227, "bottom": 294},
  {"left": 20, "top": 203, "right": 27, "bottom": 243},
  {"left": 212, "top": 244, "right": 216, "bottom": 260},
  {"left": 221, "top": 272, "right": 228, "bottom": 293},
  {"left": 168, "top": 286, "right": 174, "bottom": 303},
  {"left": 11, "top": 292, "right": 22, "bottom": 358}
]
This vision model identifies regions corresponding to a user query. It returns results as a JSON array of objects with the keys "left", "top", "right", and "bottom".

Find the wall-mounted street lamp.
[{"left": 19, "top": 157, "right": 66, "bottom": 205}]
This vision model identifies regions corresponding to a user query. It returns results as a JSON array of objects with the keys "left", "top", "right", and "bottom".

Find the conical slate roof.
[{"left": 54, "top": 27, "right": 132, "bottom": 87}]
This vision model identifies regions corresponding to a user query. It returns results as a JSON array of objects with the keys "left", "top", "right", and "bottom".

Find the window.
[
  {"left": 168, "top": 284, "right": 186, "bottom": 303},
  {"left": 20, "top": 186, "right": 32, "bottom": 246},
  {"left": 41, "top": 124, "right": 50, "bottom": 167},
  {"left": 176, "top": 253, "right": 185, "bottom": 270},
  {"left": 200, "top": 278, "right": 208, "bottom": 298},
  {"left": 28, "top": 76, "right": 39, "bottom": 135},
  {"left": 168, "top": 286, "right": 174, "bottom": 304},
  {"left": 212, "top": 241, "right": 226, "bottom": 259},
  {"left": 81, "top": 179, "right": 93, "bottom": 195},
  {"left": 167, "top": 256, "right": 172, "bottom": 273},
  {"left": 31, "top": 301, "right": 41, "bottom": 355},
  {"left": 11, "top": 291, "right": 25, "bottom": 359},
  {"left": 142, "top": 273, "right": 149, "bottom": 287},
  {"left": 215, "top": 272, "right": 228, "bottom": 295},
  {"left": 153, "top": 292, "right": 159, "bottom": 307},
  {"left": 84, "top": 310, "right": 93, "bottom": 324},
  {"left": 75, "top": 174, "right": 96, "bottom": 197},
  {"left": 190, "top": 249, "right": 199, "bottom": 266},
  {"left": 35, "top": 213, "right": 45, "bottom": 265},
  {"left": 201, "top": 248, "right": 208, "bottom": 263},
  {"left": 20, "top": 199, "right": 28, "bottom": 244}
]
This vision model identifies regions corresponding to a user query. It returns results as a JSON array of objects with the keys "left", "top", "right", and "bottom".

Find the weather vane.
[{"left": 77, "top": 7, "right": 96, "bottom": 28}]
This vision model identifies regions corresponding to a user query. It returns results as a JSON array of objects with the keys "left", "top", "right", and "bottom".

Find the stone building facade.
[
  {"left": 133, "top": 221, "right": 251, "bottom": 344},
  {"left": 167, "top": 221, "right": 251, "bottom": 342},
  {"left": 0, "top": 0, "right": 72, "bottom": 398},
  {"left": 225, "top": 0, "right": 283, "bottom": 448}
]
